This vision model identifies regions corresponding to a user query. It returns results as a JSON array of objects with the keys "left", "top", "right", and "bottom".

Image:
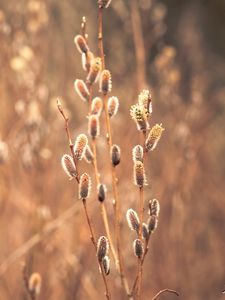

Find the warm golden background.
[{"left": 0, "top": 0, "right": 225, "bottom": 299}]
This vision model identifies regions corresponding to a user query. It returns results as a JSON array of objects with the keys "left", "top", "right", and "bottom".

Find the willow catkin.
[
  {"left": 28, "top": 273, "right": 42, "bottom": 295},
  {"left": 97, "top": 236, "right": 109, "bottom": 262},
  {"left": 108, "top": 96, "right": 119, "bottom": 117},
  {"left": 102, "top": 256, "right": 110, "bottom": 275},
  {"left": 99, "top": 70, "right": 112, "bottom": 95},
  {"left": 133, "top": 239, "right": 144, "bottom": 259},
  {"left": 61, "top": 154, "right": 77, "bottom": 179},
  {"left": 126, "top": 209, "right": 140, "bottom": 233},
  {"left": 133, "top": 160, "right": 147, "bottom": 187},
  {"left": 98, "top": 184, "right": 107, "bottom": 202},
  {"left": 142, "top": 223, "right": 150, "bottom": 240},
  {"left": 74, "top": 134, "right": 88, "bottom": 160},
  {"left": 148, "top": 215, "right": 158, "bottom": 232},
  {"left": 130, "top": 103, "right": 149, "bottom": 131},
  {"left": 74, "top": 79, "right": 90, "bottom": 102},
  {"left": 132, "top": 145, "right": 144, "bottom": 163},
  {"left": 138, "top": 89, "right": 152, "bottom": 114},
  {"left": 149, "top": 199, "right": 160, "bottom": 217},
  {"left": 74, "top": 34, "right": 89, "bottom": 54},
  {"left": 111, "top": 144, "right": 121, "bottom": 166},
  {"left": 84, "top": 145, "right": 94, "bottom": 163},
  {"left": 145, "top": 124, "right": 165, "bottom": 151},
  {"left": 86, "top": 57, "right": 102, "bottom": 85},
  {"left": 98, "top": 0, "right": 112, "bottom": 8},
  {"left": 79, "top": 173, "right": 91, "bottom": 199},
  {"left": 91, "top": 97, "right": 103, "bottom": 116},
  {"left": 88, "top": 115, "right": 100, "bottom": 139},
  {"left": 82, "top": 51, "right": 94, "bottom": 72}
]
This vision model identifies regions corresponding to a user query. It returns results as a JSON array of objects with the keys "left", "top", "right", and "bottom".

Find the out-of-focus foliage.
[{"left": 0, "top": 0, "right": 225, "bottom": 299}]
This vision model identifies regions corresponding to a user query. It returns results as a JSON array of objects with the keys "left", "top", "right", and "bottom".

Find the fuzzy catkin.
[
  {"left": 61, "top": 154, "right": 77, "bottom": 179},
  {"left": 102, "top": 256, "right": 110, "bottom": 275},
  {"left": 133, "top": 239, "right": 144, "bottom": 259},
  {"left": 79, "top": 173, "right": 91, "bottom": 199},
  {"left": 98, "top": 184, "right": 107, "bottom": 202},
  {"left": 111, "top": 144, "right": 120, "bottom": 166},
  {"left": 133, "top": 161, "right": 147, "bottom": 187},
  {"left": 126, "top": 209, "right": 140, "bottom": 233},
  {"left": 148, "top": 215, "right": 158, "bottom": 232},
  {"left": 99, "top": 70, "right": 112, "bottom": 95},
  {"left": 74, "top": 34, "right": 89, "bottom": 54},
  {"left": 142, "top": 223, "right": 150, "bottom": 240},
  {"left": 84, "top": 145, "right": 94, "bottom": 163},
  {"left": 108, "top": 96, "right": 119, "bottom": 117},
  {"left": 74, "top": 79, "right": 90, "bottom": 102},
  {"left": 149, "top": 199, "right": 160, "bottom": 217},
  {"left": 97, "top": 236, "right": 109, "bottom": 262},
  {"left": 74, "top": 134, "right": 88, "bottom": 160},
  {"left": 132, "top": 145, "right": 144, "bottom": 163},
  {"left": 91, "top": 97, "right": 103, "bottom": 116},
  {"left": 86, "top": 57, "right": 102, "bottom": 85},
  {"left": 82, "top": 51, "right": 94, "bottom": 72},
  {"left": 88, "top": 115, "right": 100, "bottom": 139},
  {"left": 145, "top": 124, "right": 164, "bottom": 151}
]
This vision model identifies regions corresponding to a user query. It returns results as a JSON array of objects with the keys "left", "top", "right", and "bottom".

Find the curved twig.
[{"left": 152, "top": 289, "right": 179, "bottom": 300}]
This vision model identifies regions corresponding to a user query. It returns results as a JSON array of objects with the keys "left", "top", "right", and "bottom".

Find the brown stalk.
[
  {"left": 98, "top": 7, "right": 131, "bottom": 298},
  {"left": 151, "top": 289, "right": 179, "bottom": 299},
  {"left": 57, "top": 99, "right": 80, "bottom": 183},
  {"left": 58, "top": 99, "right": 111, "bottom": 299}
]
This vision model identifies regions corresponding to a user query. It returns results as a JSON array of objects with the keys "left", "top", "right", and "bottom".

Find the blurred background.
[{"left": 0, "top": 0, "right": 225, "bottom": 299}]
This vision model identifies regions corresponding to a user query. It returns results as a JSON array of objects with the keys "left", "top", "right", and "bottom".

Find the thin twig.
[
  {"left": 151, "top": 289, "right": 179, "bottom": 300},
  {"left": 57, "top": 99, "right": 80, "bottom": 183},
  {"left": 82, "top": 199, "right": 111, "bottom": 300}
]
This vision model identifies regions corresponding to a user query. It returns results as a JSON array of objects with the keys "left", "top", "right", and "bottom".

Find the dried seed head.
[
  {"left": 98, "top": 183, "right": 107, "bottom": 202},
  {"left": 102, "top": 256, "right": 110, "bottom": 275},
  {"left": 74, "top": 34, "right": 89, "bottom": 54},
  {"left": 142, "top": 223, "right": 150, "bottom": 240},
  {"left": 133, "top": 161, "right": 147, "bottom": 187},
  {"left": 84, "top": 145, "right": 94, "bottom": 163},
  {"left": 86, "top": 57, "right": 102, "bottom": 85},
  {"left": 74, "top": 79, "right": 90, "bottom": 102},
  {"left": 149, "top": 199, "right": 160, "bottom": 217},
  {"left": 28, "top": 272, "right": 42, "bottom": 295},
  {"left": 132, "top": 145, "right": 144, "bottom": 163},
  {"left": 138, "top": 89, "right": 152, "bottom": 114},
  {"left": 130, "top": 104, "right": 149, "bottom": 131},
  {"left": 82, "top": 51, "right": 94, "bottom": 72},
  {"left": 97, "top": 236, "right": 109, "bottom": 262},
  {"left": 133, "top": 239, "right": 144, "bottom": 259},
  {"left": 91, "top": 97, "right": 103, "bottom": 116},
  {"left": 108, "top": 96, "right": 119, "bottom": 117},
  {"left": 98, "top": 0, "right": 112, "bottom": 8},
  {"left": 100, "top": 70, "right": 112, "bottom": 95},
  {"left": 74, "top": 134, "right": 88, "bottom": 160},
  {"left": 126, "top": 209, "right": 140, "bottom": 233},
  {"left": 79, "top": 173, "right": 91, "bottom": 199},
  {"left": 145, "top": 124, "right": 165, "bottom": 151},
  {"left": 88, "top": 115, "right": 100, "bottom": 139},
  {"left": 148, "top": 215, "right": 158, "bottom": 232},
  {"left": 61, "top": 154, "right": 77, "bottom": 179},
  {"left": 111, "top": 144, "right": 120, "bottom": 166}
]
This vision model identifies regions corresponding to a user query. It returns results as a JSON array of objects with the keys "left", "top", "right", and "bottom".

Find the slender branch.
[
  {"left": 99, "top": 8, "right": 132, "bottom": 296},
  {"left": 57, "top": 99, "right": 80, "bottom": 183},
  {"left": 82, "top": 199, "right": 111, "bottom": 300},
  {"left": 151, "top": 289, "right": 179, "bottom": 300}
]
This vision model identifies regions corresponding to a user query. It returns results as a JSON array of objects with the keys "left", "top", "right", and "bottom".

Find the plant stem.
[
  {"left": 98, "top": 8, "right": 131, "bottom": 296},
  {"left": 151, "top": 289, "right": 179, "bottom": 300},
  {"left": 82, "top": 199, "right": 111, "bottom": 300}
]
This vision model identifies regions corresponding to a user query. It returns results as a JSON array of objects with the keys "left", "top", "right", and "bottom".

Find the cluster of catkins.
[
  {"left": 126, "top": 199, "right": 160, "bottom": 259},
  {"left": 126, "top": 89, "right": 164, "bottom": 258},
  {"left": 97, "top": 236, "right": 110, "bottom": 275}
]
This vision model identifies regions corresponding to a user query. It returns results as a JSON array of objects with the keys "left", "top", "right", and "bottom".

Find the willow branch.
[{"left": 152, "top": 289, "right": 179, "bottom": 300}]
